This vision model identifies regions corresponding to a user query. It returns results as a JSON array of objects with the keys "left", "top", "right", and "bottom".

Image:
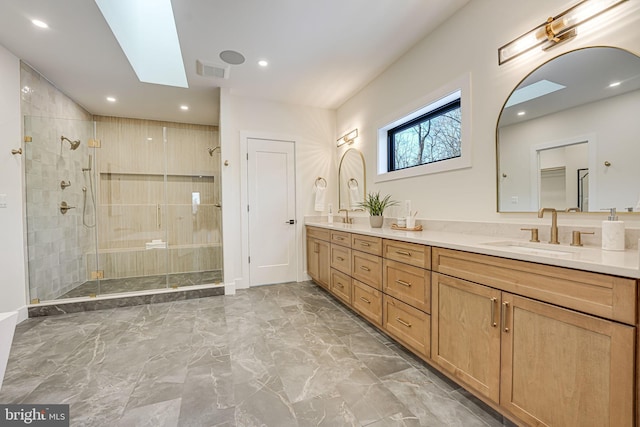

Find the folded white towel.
[
  {"left": 349, "top": 187, "right": 360, "bottom": 209},
  {"left": 314, "top": 185, "right": 326, "bottom": 212}
]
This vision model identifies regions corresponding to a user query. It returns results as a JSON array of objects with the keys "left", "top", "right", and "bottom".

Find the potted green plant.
[{"left": 359, "top": 191, "right": 398, "bottom": 228}]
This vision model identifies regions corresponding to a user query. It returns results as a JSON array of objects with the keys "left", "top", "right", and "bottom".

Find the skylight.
[
  {"left": 505, "top": 80, "right": 566, "bottom": 108},
  {"left": 94, "top": 0, "right": 188, "bottom": 88}
]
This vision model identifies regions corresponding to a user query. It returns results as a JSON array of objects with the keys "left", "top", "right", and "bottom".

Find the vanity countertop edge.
[{"left": 305, "top": 221, "right": 640, "bottom": 279}]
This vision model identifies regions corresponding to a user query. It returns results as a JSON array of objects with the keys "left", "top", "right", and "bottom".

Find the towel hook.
[{"left": 315, "top": 177, "right": 327, "bottom": 189}]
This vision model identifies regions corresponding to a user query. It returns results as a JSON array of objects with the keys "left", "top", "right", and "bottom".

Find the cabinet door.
[
  {"left": 431, "top": 273, "right": 501, "bottom": 403},
  {"left": 306, "top": 237, "right": 330, "bottom": 290},
  {"left": 501, "top": 293, "right": 635, "bottom": 427},
  {"left": 316, "top": 239, "right": 330, "bottom": 289}
]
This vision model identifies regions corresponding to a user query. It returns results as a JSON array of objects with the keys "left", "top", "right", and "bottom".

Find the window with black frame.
[{"left": 387, "top": 98, "right": 461, "bottom": 172}]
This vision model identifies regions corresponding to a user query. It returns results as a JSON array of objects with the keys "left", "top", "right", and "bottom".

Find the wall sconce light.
[
  {"left": 337, "top": 128, "right": 358, "bottom": 147},
  {"left": 498, "top": 0, "right": 627, "bottom": 65}
]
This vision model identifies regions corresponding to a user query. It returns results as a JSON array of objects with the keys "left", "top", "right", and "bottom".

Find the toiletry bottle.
[
  {"left": 328, "top": 203, "right": 333, "bottom": 224},
  {"left": 602, "top": 208, "right": 625, "bottom": 251}
]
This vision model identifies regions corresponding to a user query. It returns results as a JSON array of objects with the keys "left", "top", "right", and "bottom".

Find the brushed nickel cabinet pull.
[
  {"left": 396, "top": 317, "right": 412, "bottom": 327},
  {"left": 395, "top": 279, "right": 411, "bottom": 287},
  {"left": 396, "top": 250, "right": 411, "bottom": 256},
  {"left": 337, "top": 282, "right": 344, "bottom": 288},
  {"left": 337, "top": 256, "right": 345, "bottom": 261},
  {"left": 359, "top": 242, "right": 370, "bottom": 247},
  {"left": 359, "top": 266, "right": 370, "bottom": 271},
  {"left": 359, "top": 296, "right": 371, "bottom": 304},
  {"left": 335, "top": 236, "right": 344, "bottom": 241},
  {"left": 502, "top": 301, "right": 509, "bottom": 333},
  {"left": 490, "top": 297, "right": 497, "bottom": 327}
]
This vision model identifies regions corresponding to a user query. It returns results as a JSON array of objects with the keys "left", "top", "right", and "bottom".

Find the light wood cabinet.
[
  {"left": 352, "top": 279, "right": 383, "bottom": 326},
  {"left": 330, "top": 268, "right": 352, "bottom": 305},
  {"left": 330, "top": 244, "right": 351, "bottom": 275},
  {"left": 383, "top": 259, "right": 430, "bottom": 313},
  {"left": 306, "top": 227, "right": 638, "bottom": 427},
  {"left": 432, "top": 272, "right": 635, "bottom": 426},
  {"left": 383, "top": 295, "right": 430, "bottom": 358},
  {"left": 432, "top": 273, "right": 501, "bottom": 403},
  {"left": 352, "top": 234, "right": 382, "bottom": 256},
  {"left": 501, "top": 293, "right": 634, "bottom": 427},
  {"left": 383, "top": 239, "right": 430, "bottom": 269},
  {"left": 352, "top": 250, "right": 382, "bottom": 290},
  {"left": 330, "top": 230, "right": 351, "bottom": 247},
  {"left": 306, "top": 229, "right": 330, "bottom": 290}
]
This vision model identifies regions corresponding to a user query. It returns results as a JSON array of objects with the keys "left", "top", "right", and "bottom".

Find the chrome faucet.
[
  {"left": 338, "top": 209, "right": 352, "bottom": 224},
  {"left": 538, "top": 207, "right": 559, "bottom": 244}
]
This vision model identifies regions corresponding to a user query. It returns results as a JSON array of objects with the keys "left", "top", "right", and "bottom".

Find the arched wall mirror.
[
  {"left": 497, "top": 47, "right": 640, "bottom": 213},
  {"left": 338, "top": 148, "right": 366, "bottom": 211}
]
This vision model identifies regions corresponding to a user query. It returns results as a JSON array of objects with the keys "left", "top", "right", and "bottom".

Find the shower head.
[{"left": 61, "top": 135, "right": 81, "bottom": 150}]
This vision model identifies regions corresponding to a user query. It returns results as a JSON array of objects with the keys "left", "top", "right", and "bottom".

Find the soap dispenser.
[{"left": 602, "top": 208, "right": 625, "bottom": 251}]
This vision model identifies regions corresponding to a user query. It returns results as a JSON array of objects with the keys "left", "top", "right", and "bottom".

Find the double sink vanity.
[{"left": 305, "top": 221, "right": 639, "bottom": 427}]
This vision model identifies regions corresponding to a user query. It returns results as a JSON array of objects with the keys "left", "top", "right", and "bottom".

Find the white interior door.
[{"left": 247, "top": 138, "right": 296, "bottom": 285}]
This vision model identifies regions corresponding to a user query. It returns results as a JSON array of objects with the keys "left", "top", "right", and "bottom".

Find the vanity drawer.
[
  {"left": 432, "top": 247, "right": 637, "bottom": 324},
  {"left": 306, "top": 226, "right": 330, "bottom": 241},
  {"left": 383, "top": 259, "right": 431, "bottom": 313},
  {"left": 383, "top": 239, "right": 431, "bottom": 269},
  {"left": 352, "top": 250, "right": 382, "bottom": 290},
  {"left": 352, "top": 279, "right": 383, "bottom": 326},
  {"left": 352, "top": 234, "right": 382, "bottom": 256},
  {"left": 330, "top": 268, "right": 352, "bottom": 305},
  {"left": 331, "top": 244, "right": 351, "bottom": 275},
  {"left": 383, "top": 295, "right": 430, "bottom": 358},
  {"left": 331, "top": 230, "right": 351, "bottom": 247}
]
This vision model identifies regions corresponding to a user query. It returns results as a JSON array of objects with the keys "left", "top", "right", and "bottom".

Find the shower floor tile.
[{"left": 1, "top": 281, "right": 512, "bottom": 427}]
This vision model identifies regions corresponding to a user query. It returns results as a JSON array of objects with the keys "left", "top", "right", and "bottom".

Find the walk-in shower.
[{"left": 24, "top": 116, "right": 223, "bottom": 303}]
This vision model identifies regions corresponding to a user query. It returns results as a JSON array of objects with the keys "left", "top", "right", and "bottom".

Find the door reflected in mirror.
[{"left": 497, "top": 47, "right": 640, "bottom": 213}]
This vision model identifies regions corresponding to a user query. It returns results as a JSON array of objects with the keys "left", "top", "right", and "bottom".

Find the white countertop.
[{"left": 305, "top": 221, "right": 640, "bottom": 279}]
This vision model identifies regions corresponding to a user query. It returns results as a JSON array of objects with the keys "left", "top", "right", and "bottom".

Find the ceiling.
[
  {"left": 0, "top": 0, "right": 471, "bottom": 126},
  {"left": 499, "top": 47, "right": 640, "bottom": 127}
]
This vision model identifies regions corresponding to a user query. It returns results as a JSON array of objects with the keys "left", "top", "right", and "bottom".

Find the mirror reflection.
[
  {"left": 497, "top": 47, "right": 640, "bottom": 213},
  {"left": 338, "top": 148, "right": 366, "bottom": 211}
]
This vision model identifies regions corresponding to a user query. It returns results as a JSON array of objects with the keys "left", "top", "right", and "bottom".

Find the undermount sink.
[{"left": 481, "top": 241, "right": 578, "bottom": 257}]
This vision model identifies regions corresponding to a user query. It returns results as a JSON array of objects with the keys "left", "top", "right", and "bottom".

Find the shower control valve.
[{"left": 59, "top": 201, "right": 76, "bottom": 215}]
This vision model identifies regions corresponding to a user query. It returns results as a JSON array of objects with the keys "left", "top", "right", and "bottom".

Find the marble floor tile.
[{"left": 1, "top": 281, "right": 509, "bottom": 426}]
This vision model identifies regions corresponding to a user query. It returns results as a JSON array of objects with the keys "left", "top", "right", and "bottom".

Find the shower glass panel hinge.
[
  {"left": 91, "top": 270, "right": 104, "bottom": 279},
  {"left": 24, "top": 136, "right": 32, "bottom": 142},
  {"left": 30, "top": 298, "right": 40, "bottom": 304},
  {"left": 88, "top": 138, "right": 101, "bottom": 148}
]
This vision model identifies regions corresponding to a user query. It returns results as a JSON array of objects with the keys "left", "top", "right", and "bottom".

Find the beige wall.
[{"left": 335, "top": 0, "right": 640, "bottom": 227}]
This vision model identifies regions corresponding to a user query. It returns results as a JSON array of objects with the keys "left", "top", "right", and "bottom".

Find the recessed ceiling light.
[
  {"left": 32, "top": 19, "right": 48, "bottom": 29},
  {"left": 258, "top": 60, "right": 268, "bottom": 67},
  {"left": 517, "top": 111, "right": 526, "bottom": 116},
  {"left": 106, "top": 96, "right": 116, "bottom": 102},
  {"left": 180, "top": 105, "right": 189, "bottom": 111},
  {"left": 609, "top": 81, "right": 621, "bottom": 88},
  {"left": 219, "top": 50, "right": 245, "bottom": 65}
]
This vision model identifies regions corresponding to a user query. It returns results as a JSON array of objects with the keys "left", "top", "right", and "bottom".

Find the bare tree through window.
[{"left": 389, "top": 100, "right": 461, "bottom": 171}]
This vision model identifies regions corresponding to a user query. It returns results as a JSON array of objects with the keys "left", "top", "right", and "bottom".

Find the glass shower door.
[
  {"left": 23, "top": 116, "right": 98, "bottom": 301},
  {"left": 94, "top": 118, "right": 169, "bottom": 294},
  {"left": 165, "top": 125, "right": 222, "bottom": 287}
]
